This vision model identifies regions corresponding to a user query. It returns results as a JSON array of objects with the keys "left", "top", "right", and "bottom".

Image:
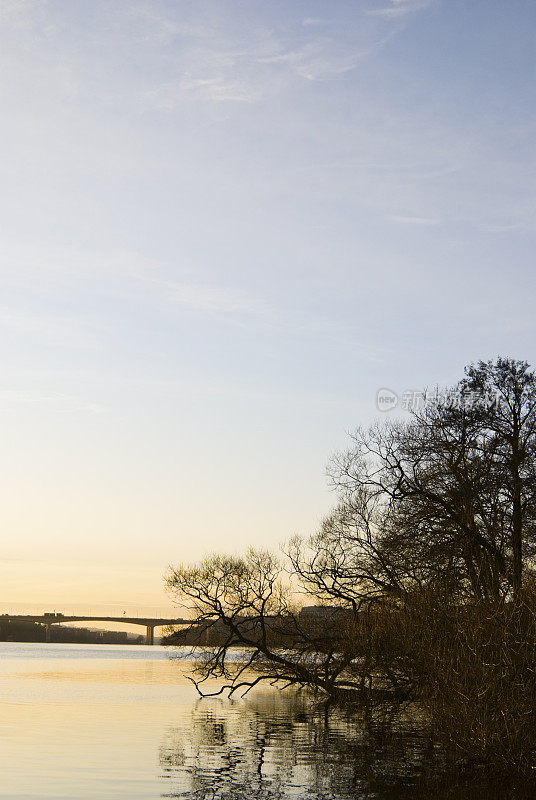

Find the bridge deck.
[{"left": 1, "top": 615, "right": 193, "bottom": 627}]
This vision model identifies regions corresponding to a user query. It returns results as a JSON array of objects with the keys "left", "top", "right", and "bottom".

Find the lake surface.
[{"left": 0, "top": 642, "right": 532, "bottom": 799}]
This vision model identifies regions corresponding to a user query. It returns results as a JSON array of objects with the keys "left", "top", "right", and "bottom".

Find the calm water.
[{"left": 0, "top": 642, "right": 532, "bottom": 800}]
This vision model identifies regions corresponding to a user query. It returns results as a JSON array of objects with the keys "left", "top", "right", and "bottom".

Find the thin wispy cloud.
[
  {"left": 259, "top": 42, "right": 364, "bottom": 82},
  {"left": 0, "top": 239, "right": 378, "bottom": 354},
  {"left": 0, "top": 389, "right": 104, "bottom": 414},
  {"left": 120, "top": 1, "right": 438, "bottom": 112},
  {"left": 302, "top": 18, "right": 326, "bottom": 28},
  {"left": 368, "top": 0, "right": 435, "bottom": 19},
  {"left": 0, "top": 306, "right": 104, "bottom": 350},
  {"left": 389, "top": 215, "right": 442, "bottom": 225},
  {"left": 147, "top": 277, "right": 268, "bottom": 316},
  {"left": 143, "top": 76, "right": 258, "bottom": 108}
]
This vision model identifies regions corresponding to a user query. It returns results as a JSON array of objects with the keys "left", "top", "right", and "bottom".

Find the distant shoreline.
[{"left": 0, "top": 619, "right": 144, "bottom": 645}]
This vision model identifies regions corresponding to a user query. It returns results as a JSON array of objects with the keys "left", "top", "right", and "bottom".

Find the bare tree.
[
  {"left": 462, "top": 358, "right": 536, "bottom": 598},
  {"left": 329, "top": 358, "right": 536, "bottom": 601},
  {"left": 165, "top": 549, "right": 370, "bottom": 699}
]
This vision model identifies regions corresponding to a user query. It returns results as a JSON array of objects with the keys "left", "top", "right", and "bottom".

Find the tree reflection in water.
[{"left": 158, "top": 688, "right": 535, "bottom": 800}]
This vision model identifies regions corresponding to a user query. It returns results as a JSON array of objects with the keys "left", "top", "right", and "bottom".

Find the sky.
[{"left": 1, "top": 0, "right": 535, "bottom": 613}]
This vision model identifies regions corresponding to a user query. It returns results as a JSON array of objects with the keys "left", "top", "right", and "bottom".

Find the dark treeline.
[
  {"left": 0, "top": 618, "right": 142, "bottom": 644},
  {"left": 162, "top": 606, "right": 350, "bottom": 648},
  {"left": 166, "top": 358, "right": 536, "bottom": 775}
]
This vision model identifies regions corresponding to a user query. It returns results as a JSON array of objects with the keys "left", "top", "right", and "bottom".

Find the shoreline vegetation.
[{"left": 165, "top": 358, "right": 536, "bottom": 778}]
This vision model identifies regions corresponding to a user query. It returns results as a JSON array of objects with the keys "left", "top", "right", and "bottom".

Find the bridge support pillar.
[
  {"left": 45, "top": 625, "right": 52, "bottom": 643},
  {"left": 146, "top": 626, "right": 154, "bottom": 645}
]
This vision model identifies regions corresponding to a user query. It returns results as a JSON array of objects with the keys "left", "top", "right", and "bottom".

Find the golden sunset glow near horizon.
[{"left": 1, "top": 0, "right": 535, "bottom": 616}]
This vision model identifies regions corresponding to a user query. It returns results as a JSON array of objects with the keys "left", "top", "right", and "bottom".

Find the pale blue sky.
[{"left": 1, "top": 0, "right": 535, "bottom": 610}]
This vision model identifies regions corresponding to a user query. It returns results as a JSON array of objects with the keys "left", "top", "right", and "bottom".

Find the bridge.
[{"left": 0, "top": 614, "right": 195, "bottom": 645}]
